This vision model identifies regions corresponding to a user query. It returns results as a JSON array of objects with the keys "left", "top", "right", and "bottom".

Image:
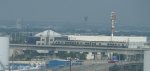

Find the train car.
[{"left": 51, "top": 40, "right": 128, "bottom": 48}]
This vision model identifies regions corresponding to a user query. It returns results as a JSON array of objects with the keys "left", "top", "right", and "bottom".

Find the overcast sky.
[{"left": 0, "top": 0, "right": 150, "bottom": 26}]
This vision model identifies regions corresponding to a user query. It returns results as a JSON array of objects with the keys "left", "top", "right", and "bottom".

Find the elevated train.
[{"left": 51, "top": 40, "right": 129, "bottom": 48}]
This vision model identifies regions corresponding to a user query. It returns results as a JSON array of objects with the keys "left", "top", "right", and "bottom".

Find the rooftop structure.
[{"left": 35, "top": 30, "right": 61, "bottom": 37}]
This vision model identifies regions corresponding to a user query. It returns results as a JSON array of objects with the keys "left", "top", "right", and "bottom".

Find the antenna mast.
[
  {"left": 111, "top": 11, "right": 116, "bottom": 41},
  {"left": 16, "top": 18, "right": 22, "bottom": 29}
]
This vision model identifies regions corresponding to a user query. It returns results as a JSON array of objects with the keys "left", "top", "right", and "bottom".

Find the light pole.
[{"left": 69, "top": 57, "right": 72, "bottom": 71}]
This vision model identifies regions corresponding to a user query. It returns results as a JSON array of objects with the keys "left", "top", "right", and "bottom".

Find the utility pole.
[{"left": 69, "top": 58, "right": 72, "bottom": 71}]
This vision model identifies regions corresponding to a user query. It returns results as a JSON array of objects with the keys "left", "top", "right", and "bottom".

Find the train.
[
  {"left": 51, "top": 40, "right": 129, "bottom": 48},
  {"left": 27, "top": 36, "right": 129, "bottom": 48}
]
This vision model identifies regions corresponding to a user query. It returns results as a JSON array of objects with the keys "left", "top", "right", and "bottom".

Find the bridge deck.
[{"left": 10, "top": 44, "right": 148, "bottom": 54}]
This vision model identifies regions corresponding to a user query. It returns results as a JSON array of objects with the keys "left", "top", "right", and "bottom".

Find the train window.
[
  {"left": 61, "top": 42, "right": 64, "bottom": 44},
  {"left": 99, "top": 43, "right": 101, "bottom": 46},
  {"left": 85, "top": 42, "right": 89, "bottom": 45},
  {"left": 50, "top": 39, "right": 53, "bottom": 41},
  {"left": 122, "top": 44, "right": 124, "bottom": 46},
  {"left": 68, "top": 42, "right": 71, "bottom": 44},
  {"left": 80, "top": 42, "right": 83, "bottom": 45},
  {"left": 58, "top": 41, "right": 60, "bottom": 44},
  {"left": 42, "top": 43, "right": 44, "bottom": 45},
  {"left": 92, "top": 43, "right": 96, "bottom": 46},
  {"left": 55, "top": 41, "right": 57, "bottom": 44},
  {"left": 38, "top": 43, "right": 40, "bottom": 45},
  {"left": 107, "top": 43, "right": 109, "bottom": 46},
  {"left": 110, "top": 43, "right": 112, "bottom": 46},
  {"left": 65, "top": 42, "right": 68, "bottom": 44},
  {"left": 42, "top": 39, "right": 45, "bottom": 41},
  {"left": 68, "top": 41, "right": 70, "bottom": 44},
  {"left": 70, "top": 42, "right": 73, "bottom": 44},
  {"left": 72, "top": 42, "right": 74, "bottom": 45},
  {"left": 112, "top": 43, "right": 114, "bottom": 46},
  {"left": 76, "top": 42, "right": 79, "bottom": 45},
  {"left": 114, "top": 44, "right": 117, "bottom": 46}
]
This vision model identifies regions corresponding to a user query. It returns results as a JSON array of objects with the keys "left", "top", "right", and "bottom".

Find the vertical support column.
[
  {"left": 107, "top": 52, "right": 111, "bottom": 60},
  {"left": 107, "top": 52, "right": 113, "bottom": 60},
  {"left": 86, "top": 52, "right": 94, "bottom": 60},
  {"left": 96, "top": 52, "right": 102, "bottom": 60},
  {"left": 93, "top": 52, "right": 96, "bottom": 60},
  {"left": 126, "top": 51, "right": 129, "bottom": 62},
  {"left": 52, "top": 51, "right": 58, "bottom": 59},
  {"left": 0, "top": 37, "right": 9, "bottom": 70},
  {"left": 67, "top": 51, "right": 70, "bottom": 53},
  {"left": 144, "top": 50, "right": 150, "bottom": 71}
]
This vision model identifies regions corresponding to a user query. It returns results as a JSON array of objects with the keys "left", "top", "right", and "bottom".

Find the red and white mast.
[{"left": 111, "top": 11, "right": 116, "bottom": 41}]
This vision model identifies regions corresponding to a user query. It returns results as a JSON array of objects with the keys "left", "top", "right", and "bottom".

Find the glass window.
[{"left": 42, "top": 39, "right": 45, "bottom": 41}]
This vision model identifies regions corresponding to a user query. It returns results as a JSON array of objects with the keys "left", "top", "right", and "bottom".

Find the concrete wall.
[
  {"left": 0, "top": 37, "right": 9, "bottom": 70},
  {"left": 144, "top": 50, "right": 150, "bottom": 71}
]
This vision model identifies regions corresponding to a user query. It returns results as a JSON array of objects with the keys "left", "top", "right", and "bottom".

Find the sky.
[{"left": 0, "top": 0, "right": 150, "bottom": 26}]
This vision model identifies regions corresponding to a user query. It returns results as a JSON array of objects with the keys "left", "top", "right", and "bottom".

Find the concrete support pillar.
[
  {"left": 52, "top": 51, "right": 58, "bottom": 59},
  {"left": 139, "top": 54, "right": 144, "bottom": 61},
  {"left": 125, "top": 51, "right": 129, "bottom": 62},
  {"left": 107, "top": 52, "right": 113, "bottom": 60},
  {"left": 95, "top": 52, "right": 101, "bottom": 60},
  {"left": 101, "top": 52, "right": 107, "bottom": 60},
  {"left": 107, "top": 52, "right": 110, "bottom": 60},
  {"left": 144, "top": 51, "right": 150, "bottom": 71},
  {"left": 126, "top": 54, "right": 129, "bottom": 61},
  {"left": 67, "top": 51, "right": 70, "bottom": 53},
  {"left": 0, "top": 37, "right": 9, "bottom": 70},
  {"left": 54, "top": 51, "right": 58, "bottom": 53},
  {"left": 93, "top": 52, "right": 96, "bottom": 60},
  {"left": 86, "top": 52, "right": 94, "bottom": 60},
  {"left": 80, "top": 52, "right": 83, "bottom": 54}
]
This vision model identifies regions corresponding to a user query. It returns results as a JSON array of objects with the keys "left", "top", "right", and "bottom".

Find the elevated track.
[{"left": 10, "top": 44, "right": 148, "bottom": 54}]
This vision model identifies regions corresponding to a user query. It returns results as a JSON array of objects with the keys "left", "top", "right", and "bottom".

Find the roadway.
[{"left": 9, "top": 44, "right": 146, "bottom": 54}]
